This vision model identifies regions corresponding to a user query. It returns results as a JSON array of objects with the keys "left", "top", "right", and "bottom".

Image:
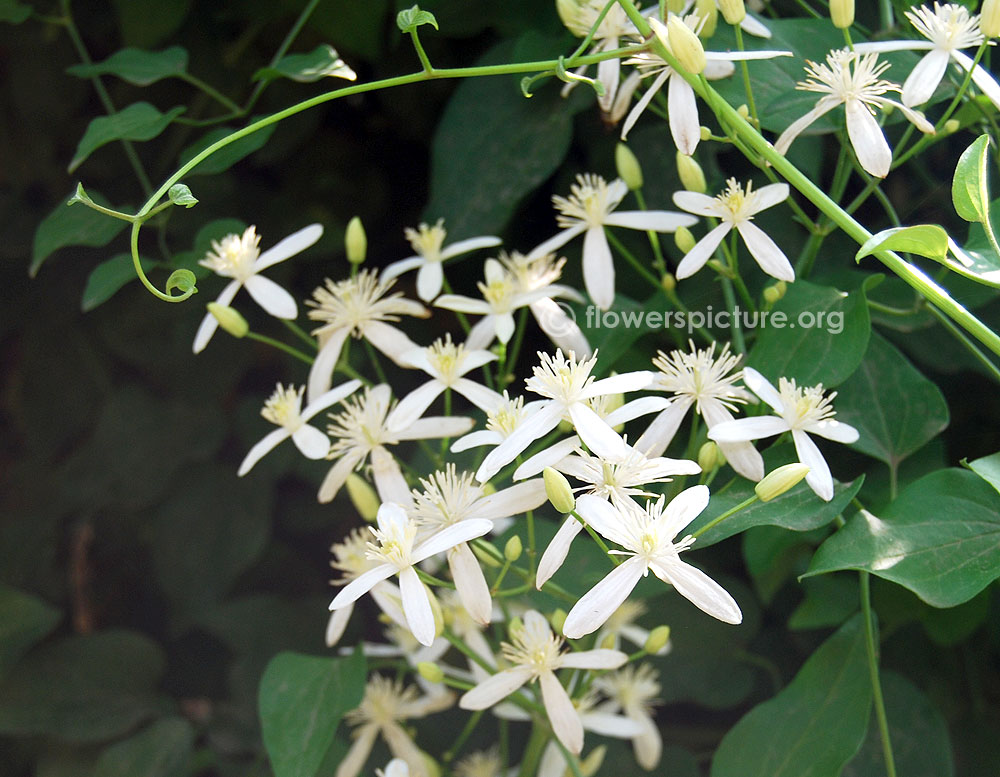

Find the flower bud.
[
  {"left": 581, "top": 745, "right": 607, "bottom": 777},
  {"left": 644, "top": 625, "right": 671, "bottom": 654},
  {"left": 676, "top": 151, "right": 707, "bottom": 193},
  {"left": 471, "top": 540, "right": 503, "bottom": 568},
  {"left": 421, "top": 753, "right": 442, "bottom": 777},
  {"left": 737, "top": 103, "right": 750, "bottom": 120},
  {"left": 417, "top": 661, "right": 445, "bottom": 684},
  {"left": 700, "top": 125, "right": 712, "bottom": 141},
  {"left": 345, "top": 216, "right": 367, "bottom": 264},
  {"left": 698, "top": 441, "right": 720, "bottom": 472},
  {"left": 983, "top": 0, "right": 1000, "bottom": 38},
  {"left": 674, "top": 226, "right": 696, "bottom": 254},
  {"left": 830, "top": 0, "right": 854, "bottom": 29},
  {"left": 556, "top": 0, "right": 582, "bottom": 32},
  {"left": 615, "top": 143, "right": 644, "bottom": 190},
  {"left": 551, "top": 608, "right": 567, "bottom": 633},
  {"left": 599, "top": 632, "right": 617, "bottom": 650},
  {"left": 695, "top": 0, "right": 719, "bottom": 37},
  {"left": 661, "top": 272, "right": 677, "bottom": 293},
  {"left": 763, "top": 280, "right": 787, "bottom": 305},
  {"left": 207, "top": 303, "right": 249, "bottom": 338},
  {"left": 755, "top": 463, "right": 811, "bottom": 502},
  {"left": 667, "top": 0, "right": 686, "bottom": 13},
  {"left": 508, "top": 616, "right": 524, "bottom": 640},
  {"left": 667, "top": 16, "right": 707, "bottom": 74},
  {"left": 504, "top": 535, "right": 523, "bottom": 562},
  {"left": 943, "top": 118, "right": 960, "bottom": 134},
  {"left": 544, "top": 467, "right": 576, "bottom": 514},
  {"left": 719, "top": 0, "right": 746, "bottom": 25}
]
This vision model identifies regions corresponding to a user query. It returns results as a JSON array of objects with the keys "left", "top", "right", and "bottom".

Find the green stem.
[
  {"left": 633, "top": 188, "right": 667, "bottom": 273},
  {"left": 924, "top": 304, "right": 1000, "bottom": 385},
  {"left": 245, "top": 331, "right": 315, "bottom": 364},
  {"left": 409, "top": 29, "right": 434, "bottom": 73},
  {"left": 517, "top": 724, "right": 550, "bottom": 777},
  {"left": 243, "top": 0, "right": 323, "bottom": 113},
  {"left": 860, "top": 572, "right": 897, "bottom": 777},
  {"left": 733, "top": 26, "right": 759, "bottom": 128},
  {"left": 570, "top": 509, "right": 620, "bottom": 566},
  {"left": 281, "top": 319, "right": 319, "bottom": 350},
  {"left": 691, "top": 493, "right": 759, "bottom": 538},
  {"left": 443, "top": 710, "right": 483, "bottom": 762},
  {"left": 178, "top": 72, "right": 242, "bottom": 114}
]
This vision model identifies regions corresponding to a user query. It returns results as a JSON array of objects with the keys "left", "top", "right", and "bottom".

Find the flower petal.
[
  {"left": 334, "top": 724, "right": 378, "bottom": 777},
  {"left": 773, "top": 96, "right": 840, "bottom": 156},
  {"left": 244, "top": 274, "right": 297, "bottom": 319},
  {"left": 675, "top": 223, "right": 732, "bottom": 279},
  {"left": 620, "top": 69, "right": 670, "bottom": 140},
  {"left": 325, "top": 603, "right": 353, "bottom": 647},
  {"left": 708, "top": 415, "right": 789, "bottom": 443},
  {"left": 582, "top": 226, "right": 615, "bottom": 311},
  {"left": 291, "top": 423, "right": 330, "bottom": 459},
  {"left": 659, "top": 484, "right": 710, "bottom": 539},
  {"left": 604, "top": 395, "right": 671, "bottom": 428},
  {"left": 328, "top": 563, "right": 397, "bottom": 610},
  {"left": 412, "top": 518, "right": 494, "bottom": 563},
  {"left": 746, "top": 182, "right": 790, "bottom": 215},
  {"left": 568, "top": 402, "right": 627, "bottom": 460},
  {"left": 563, "top": 556, "right": 647, "bottom": 639},
  {"left": 318, "top": 450, "right": 364, "bottom": 503},
  {"left": 584, "top": 370, "right": 653, "bottom": 398},
  {"left": 400, "top": 416, "right": 476, "bottom": 440},
  {"left": 238, "top": 427, "right": 291, "bottom": 476},
  {"left": 700, "top": 398, "right": 763, "bottom": 480},
  {"left": 603, "top": 210, "right": 698, "bottom": 231},
  {"left": 539, "top": 670, "right": 584, "bottom": 754},
  {"left": 652, "top": 558, "right": 742, "bottom": 624},
  {"left": 741, "top": 367, "right": 782, "bottom": 411},
  {"left": 667, "top": 71, "right": 700, "bottom": 155},
  {"left": 513, "top": 436, "right": 580, "bottom": 480},
  {"left": 736, "top": 221, "right": 795, "bottom": 281},
  {"left": 901, "top": 48, "right": 949, "bottom": 107},
  {"left": 536, "top": 517, "right": 584, "bottom": 589},
  {"left": 807, "top": 418, "right": 859, "bottom": 443},
  {"left": 399, "top": 565, "right": 436, "bottom": 646},
  {"left": 634, "top": 399, "right": 690, "bottom": 458},
  {"left": 391, "top": 381, "right": 446, "bottom": 431},
  {"left": 473, "top": 479, "right": 547, "bottom": 521},
  {"left": 416, "top": 261, "right": 443, "bottom": 302},
  {"left": 672, "top": 190, "right": 721, "bottom": 217},
  {"left": 254, "top": 223, "right": 323, "bottom": 270},
  {"left": 371, "top": 446, "right": 413, "bottom": 508},
  {"left": 476, "top": 402, "right": 564, "bottom": 483},
  {"left": 574, "top": 494, "right": 633, "bottom": 547},
  {"left": 531, "top": 298, "right": 592, "bottom": 358},
  {"left": 193, "top": 280, "right": 241, "bottom": 354},
  {"left": 453, "top": 378, "right": 504, "bottom": 414},
  {"left": 448, "top": 543, "right": 492, "bottom": 625},
  {"left": 364, "top": 320, "right": 423, "bottom": 365},
  {"left": 450, "top": 429, "right": 502, "bottom": 453},
  {"left": 301, "top": 378, "right": 363, "bottom": 423},
  {"left": 845, "top": 98, "right": 891, "bottom": 178},
  {"left": 381, "top": 255, "right": 423, "bottom": 281},
  {"left": 459, "top": 666, "right": 534, "bottom": 710},
  {"left": 433, "top": 294, "right": 492, "bottom": 315},
  {"left": 307, "top": 327, "right": 350, "bottom": 403},
  {"left": 527, "top": 224, "right": 587, "bottom": 260},
  {"left": 792, "top": 428, "right": 834, "bottom": 501},
  {"left": 440, "top": 235, "right": 503, "bottom": 260}
]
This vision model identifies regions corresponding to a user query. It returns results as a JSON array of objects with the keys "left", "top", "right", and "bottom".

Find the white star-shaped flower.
[
  {"left": 193, "top": 224, "right": 320, "bottom": 353},
  {"left": 593, "top": 664, "right": 663, "bottom": 771},
  {"left": 672, "top": 178, "right": 795, "bottom": 281},
  {"left": 707, "top": 367, "right": 859, "bottom": 500}
]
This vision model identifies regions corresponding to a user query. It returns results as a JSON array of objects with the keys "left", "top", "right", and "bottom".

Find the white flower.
[
  {"left": 708, "top": 367, "right": 859, "bottom": 501},
  {"left": 459, "top": 610, "right": 628, "bottom": 754},
  {"left": 193, "top": 224, "right": 320, "bottom": 353},
  {"left": 237, "top": 380, "right": 361, "bottom": 476},
  {"left": 382, "top": 219, "right": 502, "bottom": 302},
  {"left": 620, "top": 15, "right": 791, "bottom": 151},
  {"left": 528, "top": 174, "right": 697, "bottom": 310},
  {"left": 305, "top": 269, "right": 429, "bottom": 402},
  {"left": 672, "top": 179, "right": 795, "bottom": 281},
  {"left": 411, "top": 465, "right": 546, "bottom": 624},
  {"left": 855, "top": 3, "right": 1000, "bottom": 109},
  {"left": 376, "top": 759, "right": 410, "bottom": 777},
  {"left": 336, "top": 674, "right": 451, "bottom": 777},
  {"left": 453, "top": 748, "right": 504, "bottom": 777},
  {"left": 451, "top": 392, "right": 539, "bottom": 453},
  {"left": 774, "top": 48, "right": 935, "bottom": 178},
  {"left": 475, "top": 350, "right": 653, "bottom": 483},
  {"left": 594, "top": 600, "right": 671, "bottom": 656},
  {"left": 321, "top": 384, "right": 474, "bottom": 505},
  {"left": 563, "top": 488, "right": 742, "bottom": 639},
  {"left": 393, "top": 335, "right": 503, "bottom": 429},
  {"left": 328, "top": 503, "right": 493, "bottom": 646},
  {"left": 635, "top": 341, "right": 764, "bottom": 480},
  {"left": 593, "top": 664, "right": 663, "bottom": 770}
]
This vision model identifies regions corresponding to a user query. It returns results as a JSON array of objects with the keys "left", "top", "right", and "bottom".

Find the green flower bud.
[
  {"left": 698, "top": 441, "right": 720, "bottom": 472},
  {"left": 644, "top": 625, "right": 672, "bottom": 654},
  {"left": 755, "top": 463, "right": 811, "bottom": 502},
  {"left": 345, "top": 216, "right": 367, "bottom": 264},
  {"left": 544, "top": 467, "right": 576, "bottom": 514},
  {"left": 737, "top": 103, "right": 750, "bottom": 120},
  {"left": 830, "top": 0, "right": 854, "bottom": 29},
  {"left": 675, "top": 226, "right": 697, "bottom": 254},
  {"left": 943, "top": 118, "right": 960, "bottom": 134},
  {"left": 345, "top": 474, "right": 380, "bottom": 521},
  {"left": 551, "top": 608, "right": 567, "bottom": 633},
  {"left": 417, "top": 661, "right": 445, "bottom": 684},
  {"left": 207, "top": 303, "right": 248, "bottom": 338},
  {"left": 719, "top": 0, "right": 746, "bottom": 25},
  {"left": 508, "top": 616, "right": 524, "bottom": 640},
  {"left": 615, "top": 142, "right": 644, "bottom": 190},
  {"left": 676, "top": 151, "right": 707, "bottom": 193},
  {"left": 581, "top": 745, "right": 607, "bottom": 777},
  {"left": 661, "top": 272, "right": 677, "bottom": 293},
  {"left": 763, "top": 280, "right": 787, "bottom": 305},
  {"left": 599, "top": 632, "right": 617, "bottom": 650},
  {"left": 666, "top": 15, "right": 707, "bottom": 73},
  {"left": 983, "top": 0, "right": 1000, "bottom": 38},
  {"left": 700, "top": 125, "right": 712, "bottom": 141},
  {"left": 504, "top": 535, "right": 523, "bottom": 562},
  {"left": 471, "top": 540, "right": 503, "bottom": 568},
  {"left": 695, "top": 0, "right": 719, "bottom": 37}
]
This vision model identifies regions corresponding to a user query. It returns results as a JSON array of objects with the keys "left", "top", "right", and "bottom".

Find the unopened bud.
[
  {"left": 695, "top": 0, "right": 719, "bottom": 37},
  {"left": 830, "top": 0, "right": 854, "bottom": 29},
  {"left": 417, "top": 661, "right": 445, "bottom": 684},
  {"left": 700, "top": 125, "right": 712, "bottom": 141},
  {"left": 345, "top": 474, "right": 380, "bottom": 521},
  {"left": 556, "top": 0, "right": 582, "bottom": 31},
  {"left": 471, "top": 541, "right": 503, "bottom": 568},
  {"left": 581, "top": 745, "right": 607, "bottom": 777},
  {"left": 508, "top": 617, "right": 524, "bottom": 640},
  {"left": 737, "top": 104, "right": 750, "bottom": 120},
  {"left": 755, "top": 463, "right": 811, "bottom": 502},
  {"left": 345, "top": 216, "right": 367, "bottom": 264},
  {"left": 719, "top": 0, "right": 746, "bottom": 25},
  {"left": 504, "top": 535, "right": 523, "bottom": 562},
  {"left": 763, "top": 280, "right": 787, "bottom": 305},
  {"left": 667, "top": 0, "right": 686, "bottom": 13},
  {"left": 661, "top": 272, "right": 677, "bottom": 293},
  {"left": 943, "top": 118, "right": 960, "bottom": 134},
  {"left": 666, "top": 16, "right": 707, "bottom": 74},
  {"left": 421, "top": 753, "right": 442, "bottom": 777},
  {"left": 983, "top": 0, "right": 1000, "bottom": 38},
  {"left": 544, "top": 467, "right": 576, "bottom": 514},
  {"left": 207, "top": 302, "right": 248, "bottom": 338},
  {"left": 615, "top": 143, "right": 644, "bottom": 190},
  {"left": 675, "top": 226, "right": 697, "bottom": 254},
  {"left": 599, "top": 632, "right": 617, "bottom": 650},
  {"left": 676, "top": 151, "right": 706, "bottom": 193},
  {"left": 644, "top": 625, "right": 671, "bottom": 654},
  {"left": 551, "top": 608, "right": 567, "bottom": 633},
  {"left": 698, "top": 441, "right": 720, "bottom": 472}
]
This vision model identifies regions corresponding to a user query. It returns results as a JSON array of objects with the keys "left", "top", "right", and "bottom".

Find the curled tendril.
[
  {"left": 555, "top": 55, "right": 606, "bottom": 96},
  {"left": 129, "top": 221, "right": 198, "bottom": 303}
]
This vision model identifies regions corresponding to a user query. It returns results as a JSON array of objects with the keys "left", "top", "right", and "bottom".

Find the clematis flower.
[
  {"left": 635, "top": 341, "right": 764, "bottom": 480},
  {"left": 305, "top": 269, "right": 428, "bottom": 403},
  {"left": 328, "top": 502, "right": 493, "bottom": 646},
  {"left": 451, "top": 392, "right": 540, "bottom": 454},
  {"left": 594, "top": 600, "right": 671, "bottom": 656},
  {"left": 237, "top": 380, "right": 361, "bottom": 476},
  {"left": 527, "top": 173, "right": 697, "bottom": 310},
  {"left": 593, "top": 664, "right": 663, "bottom": 770},
  {"left": 562, "top": 487, "right": 742, "bottom": 639},
  {"left": 376, "top": 759, "right": 410, "bottom": 777},
  {"left": 854, "top": 3, "right": 1000, "bottom": 109},
  {"left": 321, "top": 384, "right": 474, "bottom": 505},
  {"left": 774, "top": 48, "right": 935, "bottom": 178},
  {"left": 707, "top": 367, "right": 859, "bottom": 501},
  {"left": 453, "top": 748, "right": 504, "bottom": 777},
  {"left": 474, "top": 349, "right": 653, "bottom": 483},
  {"left": 672, "top": 179, "right": 795, "bottom": 281},
  {"left": 193, "top": 224, "right": 320, "bottom": 353},
  {"left": 683, "top": 0, "right": 773, "bottom": 38},
  {"left": 459, "top": 610, "right": 629, "bottom": 754},
  {"left": 382, "top": 219, "right": 502, "bottom": 302}
]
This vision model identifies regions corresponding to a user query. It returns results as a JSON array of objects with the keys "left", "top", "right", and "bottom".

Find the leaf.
[
  {"left": 31, "top": 190, "right": 130, "bottom": 277},
  {"left": 165, "top": 268, "right": 196, "bottom": 295},
  {"left": 258, "top": 650, "right": 366, "bottom": 777},
  {"left": 178, "top": 123, "right": 277, "bottom": 176},
  {"left": 91, "top": 718, "right": 194, "bottom": 777},
  {"left": 788, "top": 575, "right": 860, "bottom": 631},
  {"left": 747, "top": 279, "right": 871, "bottom": 387},
  {"left": 953, "top": 134, "right": 991, "bottom": 223},
  {"left": 168, "top": 183, "right": 198, "bottom": 208},
  {"left": 804, "top": 468, "right": 1000, "bottom": 607},
  {"left": 834, "top": 333, "right": 949, "bottom": 469},
  {"left": 0, "top": 0, "right": 32, "bottom": 23},
  {"left": 253, "top": 45, "right": 356, "bottom": 84},
  {"left": 966, "top": 450, "right": 1000, "bottom": 495},
  {"left": 0, "top": 584, "right": 61, "bottom": 679},
  {"left": 396, "top": 5, "right": 438, "bottom": 32},
  {"left": 66, "top": 46, "right": 189, "bottom": 86},
  {"left": 711, "top": 614, "right": 871, "bottom": 777},
  {"left": 82, "top": 253, "right": 158, "bottom": 312},
  {"left": 0, "top": 630, "right": 167, "bottom": 742},
  {"left": 69, "top": 103, "right": 186, "bottom": 173},
  {"left": 856, "top": 225, "right": 949, "bottom": 262},
  {"left": 109, "top": 0, "right": 192, "bottom": 48}
]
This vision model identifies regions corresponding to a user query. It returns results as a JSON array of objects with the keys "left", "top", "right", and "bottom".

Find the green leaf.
[
  {"left": 396, "top": 4, "right": 438, "bottom": 32},
  {"left": 0, "top": 0, "right": 32, "bottom": 23},
  {"left": 747, "top": 279, "right": 871, "bottom": 387},
  {"left": 31, "top": 189, "right": 129, "bottom": 277},
  {"left": 259, "top": 650, "right": 366, "bottom": 777},
  {"left": 834, "top": 333, "right": 949, "bottom": 469},
  {"left": 66, "top": 46, "right": 188, "bottom": 86},
  {"left": 943, "top": 237, "right": 1000, "bottom": 287},
  {"left": 82, "top": 253, "right": 158, "bottom": 312},
  {"left": 856, "top": 225, "right": 949, "bottom": 262},
  {"left": 165, "top": 268, "right": 196, "bottom": 295},
  {"left": 253, "top": 44, "right": 357, "bottom": 84},
  {"left": 178, "top": 123, "right": 277, "bottom": 176},
  {"left": 0, "top": 584, "right": 61, "bottom": 679},
  {"left": 804, "top": 468, "right": 1000, "bottom": 607},
  {"left": 167, "top": 183, "right": 198, "bottom": 208},
  {"left": 91, "top": 718, "right": 194, "bottom": 777},
  {"left": 69, "top": 103, "right": 186, "bottom": 173},
  {"left": 788, "top": 575, "right": 860, "bottom": 631},
  {"left": 711, "top": 614, "right": 871, "bottom": 777},
  {"left": 0, "top": 630, "right": 167, "bottom": 742},
  {"left": 953, "top": 134, "right": 991, "bottom": 223},
  {"left": 966, "top": 450, "right": 1000, "bottom": 495}
]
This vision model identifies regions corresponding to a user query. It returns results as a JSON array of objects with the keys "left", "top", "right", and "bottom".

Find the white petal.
[
  {"left": 473, "top": 479, "right": 547, "bottom": 521},
  {"left": 400, "top": 415, "right": 476, "bottom": 440},
  {"left": 291, "top": 423, "right": 330, "bottom": 459},
  {"left": 736, "top": 221, "right": 795, "bottom": 281},
  {"left": 667, "top": 71, "right": 700, "bottom": 155},
  {"left": 453, "top": 378, "right": 504, "bottom": 414},
  {"left": 193, "top": 280, "right": 241, "bottom": 354},
  {"left": 325, "top": 603, "right": 352, "bottom": 647},
  {"left": 901, "top": 49, "right": 949, "bottom": 107},
  {"left": 382, "top": 721, "right": 429, "bottom": 774},
  {"left": 254, "top": 223, "right": 323, "bottom": 270},
  {"left": 620, "top": 70, "right": 670, "bottom": 140},
  {"left": 773, "top": 97, "right": 840, "bottom": 156},
  {"left": 633, "top": 711, "right": 663, "bottom": 769},
  {"left": 450, "top": 429, "right": 502, "bottom": 453},
  {"left": 399, "top": 565, "right": 436, "bottom": 646},
  {"left": 965, "top": 55, "right": 1000, "bottom": 110},
  {"left": 741, "top": 367, "right": 782, "bottom": 411},
  {"left": 568, "top": 403, "right": 627, "bottom": 460},
  {"left": 391, "top": 381, "right": 446, "bottom": 430},
  {"left": 537, "top": 743, "right": 565, "bottom": 777},
  {"left": 412, "top": 519, "right": 494, "bottom": 563},
  {"left": 301, "top": 378, "right": 362, "bottom": 422},
  {"left": 807, "top": 418, "right": 859, "bottom": 443},
  {"left": 582, "top": 226, "right": 615, "bottom": 311},
  {"left": 364, "top": 320, "right": 423, "bottom": 365},
  {"left": 334, "top": 724, "right": 378, "bottom": 777},
  {"left": 527, "top": 224, "right": 586, "bottom": 260},
  {"left": 660, "top": 484, "right": 710, "bottom": 539},
  {"left": 539, "top": 670, "right": 584, "bottom": 754},
  {"left": 381, "top": 255, "right": 424, "bottom": 281},
  {"left": 416, "top": 262, "right": 443, "bottom": 302},
  {"left": 328, "top": 563, "right": 397, "bottom": 610},
  {"left": 318, "top": 451, "right": 363, "bottom": 503},
  {"left": 531, "top": 299, "right": 592, "bottom": 358},
  {"left": 476, "top": 402, "right": 564, "bottom": 483},
  {"left": 633, "top": 400, "right": 690, "bottom": 458},
  {"left": 449, "top": 543, "right": 492, "bottom": 625},
  {"left": 604, "top": 395, "right": 671, "bottom": 427},
  {"left": 513, "top": 437, "right": 580, "bottom": 480},
  {"left": 244, "top": 274, "right": 297, "bottom": 319},
  {"left": 457, "top": 349, "right": 499, "bottom": 374},
  {"left": 307, "top": 327, "right": 350, "bottom": 404},
  {"left": 584, "top": 370, "right": 652, "bottom": 397},
  {"left": 465, "top": 316, "right": 497, "bottom": 351},
  {"left": 597, "top": 55, "right": 621, "bottom": 113},
  {"left": 371, "top": 446, "right": 413, "bottom": 508},
  {"left": 675, "top": 223, "right": 732, "bottom": 279},
  {"left": 581, "top": 711, "right": 644, "bottom": 738},
  {"left": 707, "top": 415, "right": 789, "bottom": 443},
  {"left": 853, "top": 40, "right": 931, "bottom": 54},
  {"left": 700, "top": 398, "right": 763, "bottom": 481},
  {"left": 536, "top": 517, "right": 584, "bottom": 589},
  {"left": 494, "top": 312, "right": 516, "bottom": 344},
  {"left": 433, "top": 294, "right": 492, "bottom": 315},
  {"left": 652, "top": 558, "right": 742, "bottom": 624},
  {"left": 845, "top": 99, "right": 891, "bottom": 178},
  {"left": 746, "top": 182, "right": 790, "bottom": 215},
  {"left": 672, "top": 190, "right": 721, "bottom": 217},
  {"left": 459, "top": 666, "right": 534, "bottom": 709},
  {"left": 574, "top": 494, "right": 633, "bottom": 548},
  {"left": 440, "top": 235, "right": 503, "bottom": 260},
  {"left": 792, "top": 428, "right": 834, "bottom": 501},
  {"left": 238, "top": 427, "right": 291, "bottom": 476},
  {"left": 740, "top": 13, "right": 771, "bottom": 38},
  {"left": 603, "top": 210, "right": 698, "bottom": 231},
  {"left": 563, "top": 556, "right": 647, "bottom": 639}
]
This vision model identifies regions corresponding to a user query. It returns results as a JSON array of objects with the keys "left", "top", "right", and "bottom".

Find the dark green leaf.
[
  {"left": 66, "top": 47, "right": 188, "bottom": 86},
  {"left": 835, "top": 333, "right": 949, "bottom": 468},
  {"left": 805, "top": 468, "right": 1000, "bottom": 607},
  {"left": 396, "top": 5, "right": 438, "bottom": 32},
  {"left": 253, "top": 45, "right": 356, "bottom": 84},
  {"left": 178, "top": 123, "right": 277, "bottom": 176},
  {"left": 856, "top": 225, "right": 949, "bottom": 262},
  {"left": 0, "top": 584, "right": 60, "bottom": 679},
  {"left": 966, "top": 450, "right": 1000, "bottom": 495},
  {"left": 168, "top": 183, "right": 198, "bottom": 208},
  {"left": 109, "top": 0, "right": 192, "bottom": 48},
  {"left": 82, "top": 253, "right": 158, "bottom": 312},
  {"left": 788, "top": 575, "right": 860, "bottom": 631},
  {"left": 921, "top": 588, "right": 991, "bottom": 646},
  {"left": 31, "top": 190, "right": 129, "bottom": 277},
  {"left": 91, "top": 718, "right": 194, "bottom": 777},
  {"left": 70, "top": 103, "right": 186, "bottom": 173},
  {"left": 711, "top": 615, "right": 871, "bottom": 777},
  {"left": 0, "top": 0, "right": 32, "bottom": 23},
  {"left": 953, "top": 134, "right": 991, "bottom": 223},
  {"left": 259, "top": 650, "right": 366, "bottom": 777},
  {"left": 748, "top": 279, "right": 871, "bottom": 387}
]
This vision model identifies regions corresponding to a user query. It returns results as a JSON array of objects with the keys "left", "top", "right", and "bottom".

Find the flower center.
[
  {"left": 777, "top": 377, "right": 838, "bottom": 429},
  {"left": 427, "top": 335, "right": 465, "bottom": 384},
  {"left": 908, "top": 3, "right": 983, "bottom": 51},
  {"left": 553, "top": 173, "right": 619, "bottom": 228},
  {"left": 525, "top": 349, "right": 597, "bottom": 405},
  {"left": 261, "top": 384, "right": 304, "bottom": 430},
  {"left": 200, "top": 226, "right": 260, "bottom": 281},
  {"left": 406, "top": 219, "right": 447, "bottom": 262},
  {"left": 486, "top": 394, "right": 526, "bottom": 437}
]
